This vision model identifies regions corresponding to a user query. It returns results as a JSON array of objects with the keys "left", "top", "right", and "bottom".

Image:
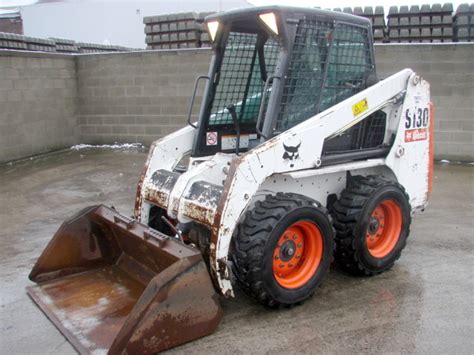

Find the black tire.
[
  {"left": 331, "top": 175, "right": 411, "bottom": 276},
  {"left": 231, "top": 193, "right": 334, "bottom": 307}
]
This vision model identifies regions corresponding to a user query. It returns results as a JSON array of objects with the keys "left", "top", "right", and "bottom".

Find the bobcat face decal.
[{"left": 282, "top": 141, "right": 301, "bottom": 168}]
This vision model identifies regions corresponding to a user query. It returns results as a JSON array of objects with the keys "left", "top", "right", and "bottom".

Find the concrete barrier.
[{"left": 1, "top": 43, "right": 473, "bottom": 164}]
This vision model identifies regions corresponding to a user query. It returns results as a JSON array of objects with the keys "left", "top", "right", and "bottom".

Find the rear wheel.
[
  {"left": 231, "top": 193, "right": 334, "bottom": 307},
  {"left": 331, "top": 175, "right": 411, "bottom": 276}
]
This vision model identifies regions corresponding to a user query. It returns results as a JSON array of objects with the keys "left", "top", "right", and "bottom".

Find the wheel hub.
[
  {"left": 272, "top": 221, "right": 324, "bottom": 289},
  {"left": 368, "top": 216, "right": 380, "bottom": 235},
  {"left": 365, "top": 200, "right": 403, "bottom": 258},
  {"left": 279, "top": 240, "right": 296, "bottom": 261}
]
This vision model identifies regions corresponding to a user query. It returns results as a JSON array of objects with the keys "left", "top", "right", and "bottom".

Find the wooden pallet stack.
[
  {"left": 454, "top": 3, "right": 474, "bottom": 41},
  {"left": 52, "top": 38, "right": 79, "bottom": 53},
  {"left": 387, "top": 3, "right": 454, "bottom": 43},
  {"left": 144, "top": 11, "right": 214, "bottom": 50},
  {"left": 0, "top": 32, "right": 134, "bottom": 53},
  {"left": 331, "top": 7, "right": 387, "bottom": 42},
  {"left": 0, "top": 33, "right": 57, "bottom": 52},
  {"left": 77, "top": 42, "right": 131, "bottom": 53},
  {"left": 24, "top": 35, "right": 56, "bottom": 51},
  {"left": 352, "top": 6, "right": 386, "bottom": 42},
  {"left": 0, "top": 32, "right": 27, "bottom": 50}
]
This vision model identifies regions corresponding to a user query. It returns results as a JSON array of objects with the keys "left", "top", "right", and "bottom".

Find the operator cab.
[{"left": 191, "top": 6, "right": 382, "bottom": 158}]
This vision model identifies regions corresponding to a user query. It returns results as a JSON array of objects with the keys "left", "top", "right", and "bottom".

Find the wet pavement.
[{"left": 0, "top": 149, "right": 472, "bottom": 354}]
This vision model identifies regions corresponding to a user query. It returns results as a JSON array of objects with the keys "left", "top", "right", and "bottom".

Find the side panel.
[
  {"left": 255, "top": 160, "right": 397, "bottom": 221},
  {"left": 385, "top": 74, "right": 431, "bottom": 211},
  {"left": 258, "top": 171, "right": 347, "bottom": 206}
]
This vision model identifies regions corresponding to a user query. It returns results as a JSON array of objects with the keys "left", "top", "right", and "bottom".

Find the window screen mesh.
[
  {"left": 276, "top": 19, "right": 373, "bottom": 131},
  {"left": 276, "top": 19, "right": 332, "bottom": 131},
  {"left": 320, "top": 23, "right": 373, "bottom": 112},
  {"left": 208, "top": 32, "right": 279, "bottom": 126},
  {"left": 323, "top": 110, "right": 387, "bottom": 153}
]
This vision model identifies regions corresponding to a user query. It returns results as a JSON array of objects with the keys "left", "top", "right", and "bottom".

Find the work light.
[
  {"left": 259, "top": 12, "right": 279, "bottom": 35},
  {"left": 207, "top": 21, "right": 219, "bottom": 41}
]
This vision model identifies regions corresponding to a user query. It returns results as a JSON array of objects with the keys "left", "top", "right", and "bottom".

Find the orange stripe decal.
[{"left": 428, "top": 102, "right": 434, "bottom": 195}]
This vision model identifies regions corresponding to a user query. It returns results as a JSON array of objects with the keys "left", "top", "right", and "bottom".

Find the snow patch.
[
  {"left": 438, "top": 160, "right": 474, "bottom": 165},
  {"left": 71, "top": 143, "right": 144, "bottom": 150}
]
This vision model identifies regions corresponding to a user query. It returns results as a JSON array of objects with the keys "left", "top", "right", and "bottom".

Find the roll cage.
[{"left": 190, "top": 6, "right": 377, "bottom": 157}]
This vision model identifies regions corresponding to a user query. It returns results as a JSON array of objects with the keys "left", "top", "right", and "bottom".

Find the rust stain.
[
  {"left": 134, "top": 142, "right": 157, "bottom": 220},
  {"left": 209, "top": 157, "right": 241, "bottom": 289},
  {"left": 181, "top": 181, "right": 222, "bottom": 226},
  {"left": 143, "top": 170, "right": 180, "bottom": 209}
]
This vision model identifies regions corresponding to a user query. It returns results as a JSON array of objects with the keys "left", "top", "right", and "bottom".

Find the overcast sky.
[{"left": 0, "top": 0, "right": 466, "bottom": 13}]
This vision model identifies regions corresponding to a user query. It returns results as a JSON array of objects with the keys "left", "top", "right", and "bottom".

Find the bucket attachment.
[{"left": 26, "top": 205, "right": 222, "bottom": 354}]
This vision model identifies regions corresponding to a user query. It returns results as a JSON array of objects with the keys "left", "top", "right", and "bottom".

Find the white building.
[{"left": 9, "top": 0, "right": 253, "bottom": 48}]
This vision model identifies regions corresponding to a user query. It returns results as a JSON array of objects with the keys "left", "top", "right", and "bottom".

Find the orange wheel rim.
[
  {"left": 365, "top": 199, "right": 402, "bottom": 258},
  {"left": 272, "top": 221, "right": 323, "bottom": 289}
]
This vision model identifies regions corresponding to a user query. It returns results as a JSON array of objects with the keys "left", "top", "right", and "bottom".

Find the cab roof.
[{"left": 205, "top": 5, "right": 371, "bottom": 27}]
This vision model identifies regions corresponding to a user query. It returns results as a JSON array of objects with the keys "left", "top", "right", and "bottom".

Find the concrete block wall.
[
  {"left": 77, "top": 49, "right": 210, "bottom": 145},
  {"left": 1, "top": 44, "right": 473, "bottom": 163},
  {"left": 0, "top": 51, "right": 78, "bottom": 163},
  {"left": 375, "top": 44, "right": 474, "bottom": 160}
]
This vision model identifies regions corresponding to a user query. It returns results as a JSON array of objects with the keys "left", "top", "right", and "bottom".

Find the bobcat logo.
[{"left": 282, "top": 141, "right": 301, "bottom": 168}]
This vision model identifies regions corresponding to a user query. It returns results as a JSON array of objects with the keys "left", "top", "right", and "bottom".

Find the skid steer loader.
[{"left": 27, "top": 6, "right": 433, "bottom": 354}]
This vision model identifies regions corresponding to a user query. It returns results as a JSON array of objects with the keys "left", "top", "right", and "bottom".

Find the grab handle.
[
  {"left": 256, "top": 75, "right": 280, "bottom": 139},
  {"left": 187, "top": 75, "right": 210, "bottom": 128}
]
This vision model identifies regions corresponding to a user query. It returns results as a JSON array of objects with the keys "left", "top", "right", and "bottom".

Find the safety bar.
[
  {"left": 187, "top": 75, "right": 210, "bottom": 128},
  {"left": 256, "top": 75, "right": 280, "bottom": 139}
]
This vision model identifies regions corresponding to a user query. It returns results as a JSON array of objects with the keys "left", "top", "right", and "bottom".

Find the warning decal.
[
  {"left": 352, "top": 98, "right": 368, "bottom": 117},
  {"left": 206, "top": 132, "right": 218, "bottom": 146}
]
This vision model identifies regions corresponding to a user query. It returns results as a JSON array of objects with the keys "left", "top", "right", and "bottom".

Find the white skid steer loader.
[{"left": 27, "top": 6, "right": 433, "bottom": 354}]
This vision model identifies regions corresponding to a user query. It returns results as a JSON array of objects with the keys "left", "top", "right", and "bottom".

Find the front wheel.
[{"left": 231, "top": 193, "right": 334, "bottom": 307}]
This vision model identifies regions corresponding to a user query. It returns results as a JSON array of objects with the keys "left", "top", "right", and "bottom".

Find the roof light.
[
  {"left": 259, "top": 12, "right": 279, "bottom": 35},
  {"left": 207, "top": 21, "right": 219, "bottom": 41}
]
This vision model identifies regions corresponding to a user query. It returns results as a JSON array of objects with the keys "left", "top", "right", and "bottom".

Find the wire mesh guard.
[
  {"left": 276, "top": 19, "right": 374, "bottom": 132},
  {"left": 208, "top": 32, "right": 280, "bottom": 126}
]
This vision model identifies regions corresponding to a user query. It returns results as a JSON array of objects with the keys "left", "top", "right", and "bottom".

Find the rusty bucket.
[{"left": 26, "top": 205, "right": 222, "bottom": 354}]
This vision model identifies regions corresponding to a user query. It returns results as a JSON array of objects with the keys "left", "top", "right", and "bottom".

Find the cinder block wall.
[
  {"left": 375, "top": 44, "right": 473, "bottom": 160},
  {"left": 77, "top": 44, "right": 473, "bottom": 161},
  {"left": 77, "top": 50, "right": 210, "bottom": 145},
  {"left": 1, "top": 44, "right": 473, "bottom": 163},
  {"left": 0, "top": 51, "right": 78, "bottom": 163}
]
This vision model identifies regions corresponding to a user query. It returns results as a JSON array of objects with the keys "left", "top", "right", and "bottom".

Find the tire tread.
[
  {"left": 232, "top": 192, "right": 333, "bottom": 307},
  {"left": 331, "top": 175, "right": 411, "bottom": 276}
]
